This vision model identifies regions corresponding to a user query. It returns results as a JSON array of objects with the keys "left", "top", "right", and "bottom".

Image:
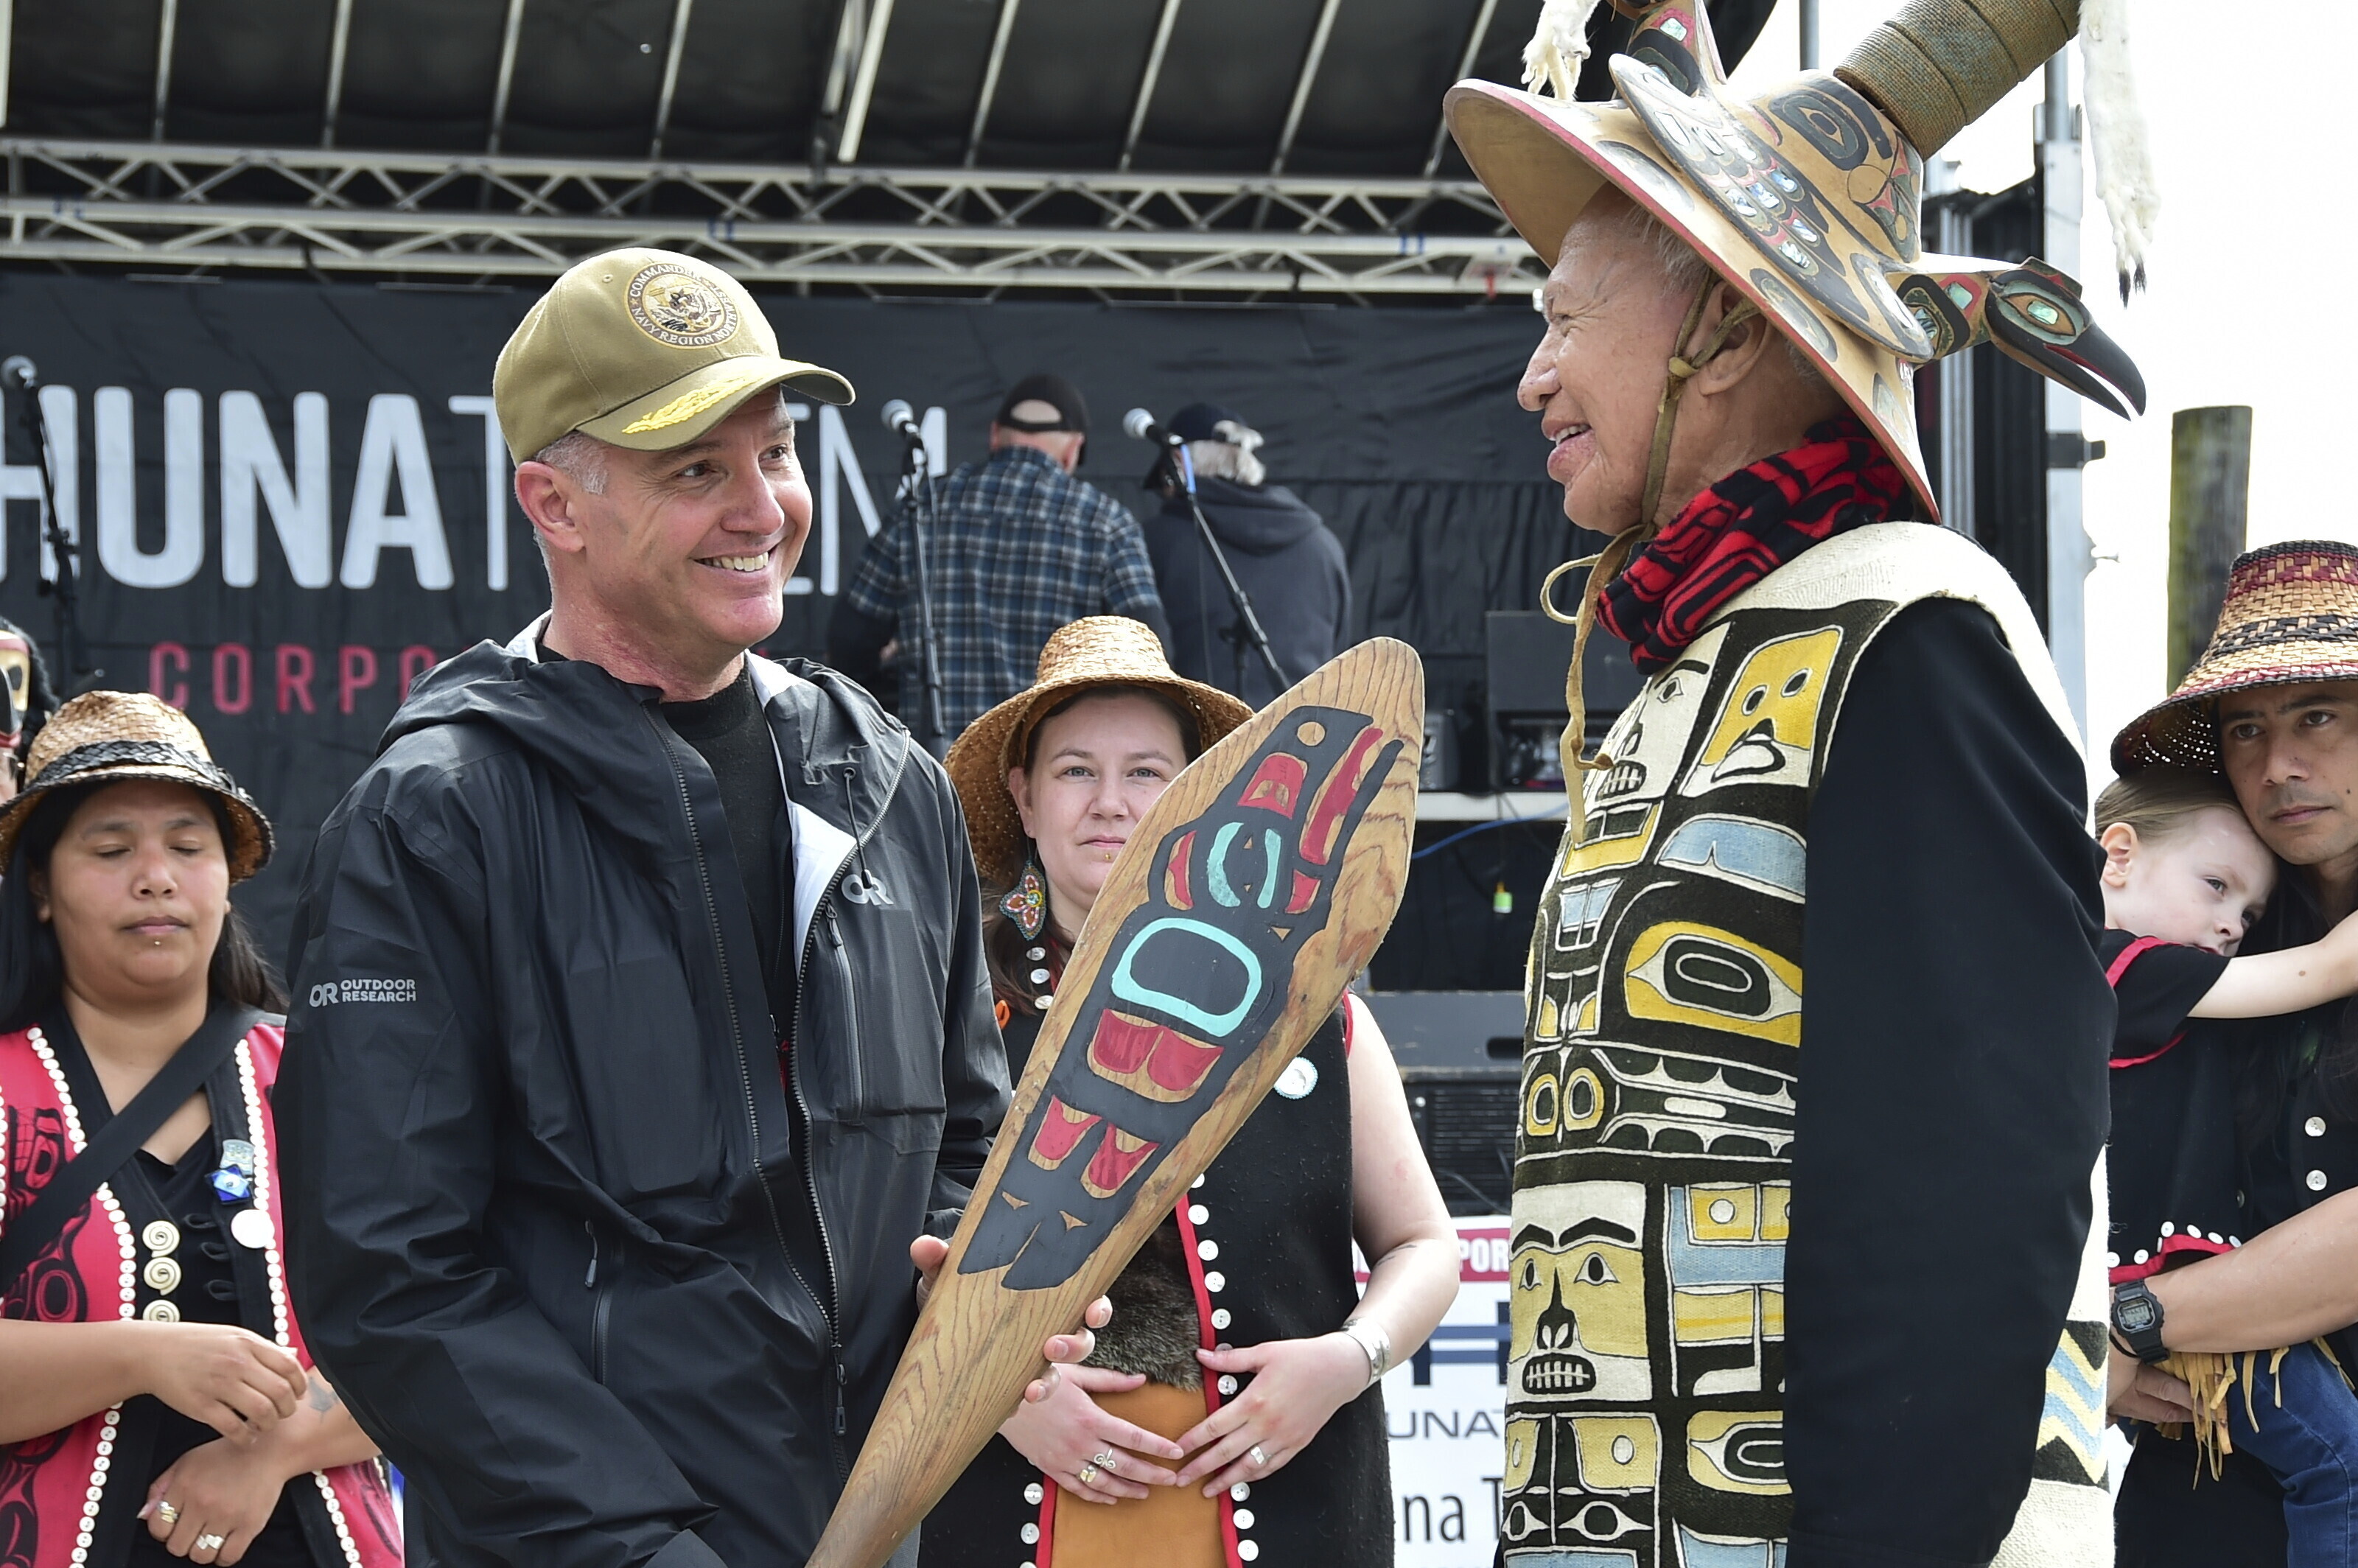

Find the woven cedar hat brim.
[
  {"left": 0, "top": 690, "right": 273, "bottom": 880},
  {"left": 2111, "top": 542, "right": 2358, "bottom": 775},
  {"left": 945, "top": 617, "right": 1254, "bottom": 893}
]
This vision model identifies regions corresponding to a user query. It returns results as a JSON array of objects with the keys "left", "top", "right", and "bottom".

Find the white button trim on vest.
[
  {"left": 2308, "top": 1116, "right": 2329, "bottom": 1137},
  {"left": 2310, "top": 1169, "right": 2331, "bottom": 1191}
]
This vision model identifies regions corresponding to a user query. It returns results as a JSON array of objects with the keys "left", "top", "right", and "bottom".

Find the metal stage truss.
[{"left": 0, "top": 139, "right": 1535, "bottom": 298}]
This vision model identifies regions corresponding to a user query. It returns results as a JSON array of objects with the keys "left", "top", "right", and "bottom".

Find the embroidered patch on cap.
[{"left": 626, "top": 264, "right": 737, "bottom": 348}]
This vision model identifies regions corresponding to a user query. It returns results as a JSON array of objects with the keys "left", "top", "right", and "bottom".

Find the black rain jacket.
[
  {"left": 275, "top": 629, "right": 1007, "bottom": 1568},
  {"left": 1141, "top": 475, "right": 1350, "bottom": 708}
]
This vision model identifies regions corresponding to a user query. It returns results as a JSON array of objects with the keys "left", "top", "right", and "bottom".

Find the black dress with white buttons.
[
  {"left": 2098, "top": 932, "right": 2247, "bottom": 1283},
  {"left": 924, "top": 1004, "right": 1390, "bottom": 1567}
]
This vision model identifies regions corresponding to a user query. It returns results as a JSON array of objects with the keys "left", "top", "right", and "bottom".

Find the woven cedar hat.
[
  {"left": 946, "top": 617, "right": 1253, "bottom": 892},
  {"left": 0, "top": 690, "right": 273, "bottom": 880},
  {"left": 2111, "top": 543, "right": 2358, "bottom": 774},
  {"left": 1442, "top": 0, "right": 2152, "bottom": 521}
]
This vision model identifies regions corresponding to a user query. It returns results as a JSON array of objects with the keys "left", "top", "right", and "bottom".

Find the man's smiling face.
[
  {"left": 2219, "top": 681, "right": 2358, "bottom": 874},
  {"left": 560, "top": 393, "right": 810, "bottom": 673}
]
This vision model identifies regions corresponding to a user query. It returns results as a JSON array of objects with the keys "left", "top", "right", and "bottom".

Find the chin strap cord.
[{"left": 1544, "top": 277, "right": 1761, "bottom": 833}]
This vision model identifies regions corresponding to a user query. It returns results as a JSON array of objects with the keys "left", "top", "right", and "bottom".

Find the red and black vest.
[{"left": 0, "top": 1019, "right": 402, "bottom": 1568}]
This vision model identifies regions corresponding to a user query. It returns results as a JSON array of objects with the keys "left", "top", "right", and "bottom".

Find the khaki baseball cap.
[{"left": 494, "top": 247, "right": 853, "bottom": 463}]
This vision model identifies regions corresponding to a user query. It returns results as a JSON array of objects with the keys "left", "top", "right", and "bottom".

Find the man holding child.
[{"left": 2105, "top": 539, "right": 2358, "bottom": 1564}]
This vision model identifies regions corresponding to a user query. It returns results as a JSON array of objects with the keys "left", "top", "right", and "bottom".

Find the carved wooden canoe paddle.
[{"left": 808, "top": 637, "right": 1423, "bottom": 1568}]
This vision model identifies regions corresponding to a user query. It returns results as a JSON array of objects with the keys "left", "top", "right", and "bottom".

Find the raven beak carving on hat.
[{"left": 1447, "top": 0, "right": 2157, "bottom": 522}]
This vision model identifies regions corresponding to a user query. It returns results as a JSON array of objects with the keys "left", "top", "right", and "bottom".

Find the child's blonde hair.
[{"left": 2093, "top": 767, "right": 2244, "bottom": 842}]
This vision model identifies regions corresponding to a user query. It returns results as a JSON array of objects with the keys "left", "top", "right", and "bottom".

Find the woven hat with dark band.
[
  {"left": 945, "top": 617, "right": 1253, "bottom": 892},
  {"left": 2112, "top": 542, "right": 2358, "bottom": 775},
  {"left": 0, "top": 690, "right": 273, "bottom": 880}
]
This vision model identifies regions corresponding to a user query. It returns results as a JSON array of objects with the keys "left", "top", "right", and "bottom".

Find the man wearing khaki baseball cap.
[{"left": 276, "top": 249, "right": 1105, "bottom": 1567}]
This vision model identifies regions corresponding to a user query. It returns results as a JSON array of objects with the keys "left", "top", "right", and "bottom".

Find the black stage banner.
[{"left": 0, "top": 272, "right": 1588, "bottom": 951}]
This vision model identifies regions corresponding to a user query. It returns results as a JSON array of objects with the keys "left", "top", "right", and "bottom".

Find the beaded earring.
[{"left": 998, "top": 847, "right": 1048, "bottom": 943}]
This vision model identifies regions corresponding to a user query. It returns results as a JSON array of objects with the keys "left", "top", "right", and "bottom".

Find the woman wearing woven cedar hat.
[
  {"left": 2103, "top": 540, "right": 2358, "bottom": 1564},
  {"left": 1444, "top": 1, "right": 2158, "bottom": 1562},
  {"left": 0, "top": 693, "right": 399, "bottom": 1568},
  {"left": 923, "top": 617, "right": 1458, "bottom": 1568}
]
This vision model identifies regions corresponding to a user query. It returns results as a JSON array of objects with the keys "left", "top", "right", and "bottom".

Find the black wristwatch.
[{"left": 2110, "top": 1279, "right": 2170, "bottom": 1365}]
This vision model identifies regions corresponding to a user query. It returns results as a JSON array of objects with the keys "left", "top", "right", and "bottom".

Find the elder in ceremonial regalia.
[{"left": 1442, "top": 0, "right": 2155, "bottom": 1561}]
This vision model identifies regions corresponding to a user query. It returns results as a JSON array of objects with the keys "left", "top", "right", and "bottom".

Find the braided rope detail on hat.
[
  {"left": 1836, "top": 0, "right": 2074, "bottom": 158},
  {"left": 40, "top": 739, "right": 237, "bottom": 788}
]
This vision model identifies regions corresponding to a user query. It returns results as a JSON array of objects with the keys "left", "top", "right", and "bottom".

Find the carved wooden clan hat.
[{"left": 1443, "top": 0, "right": 2149, "bottom": 519}]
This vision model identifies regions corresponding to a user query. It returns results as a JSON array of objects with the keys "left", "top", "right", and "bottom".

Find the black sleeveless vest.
[{"left": 924, "top": 1006, "right": 1389, "bottom": 1567}]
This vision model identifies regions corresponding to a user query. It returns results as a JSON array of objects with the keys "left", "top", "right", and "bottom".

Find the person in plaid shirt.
[{"left": 830, "top": 374, "right": 1172, "bottom": 747}]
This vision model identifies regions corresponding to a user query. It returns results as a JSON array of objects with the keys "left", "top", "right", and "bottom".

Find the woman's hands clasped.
[
  {"left": 998, "top": 1365, "right": 1187, "bottom": 1505},
  {"left": 1172, "top": 1333, "right": 1370, "bottom": 1497},
  {"left": 139, "top": 1358, "right": 356, "bottom": 1565}
]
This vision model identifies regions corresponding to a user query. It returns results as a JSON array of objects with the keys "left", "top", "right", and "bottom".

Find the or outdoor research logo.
[
  {"left": 308, "top": 978, "right": 419, "bottom": 1007},
  {"left": 626, "top": 265, "right": 737, "bottom": 348}
]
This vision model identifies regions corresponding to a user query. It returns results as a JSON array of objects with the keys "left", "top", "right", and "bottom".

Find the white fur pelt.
[
  {"left": 2081, "top": 0, "right": 2161, "bottom": 300},
  {"left": 1187, "top": 421, "right": 1267, "bottom": 488},
  {"left": 1522, "top": 0, "right": 1603, "bottom": 98}
]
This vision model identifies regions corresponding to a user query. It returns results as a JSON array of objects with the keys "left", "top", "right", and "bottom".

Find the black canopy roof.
[{"left": 4, "top": 0, "right": 1774, "bottom": 178}]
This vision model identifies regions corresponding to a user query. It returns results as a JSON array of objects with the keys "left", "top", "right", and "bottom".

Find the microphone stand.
[
  {"left": 1157, "top": 443, "right": 1284, "bottom": 695},
  {"left": 6, "top": 365, "right": 94, "bottom": 685},
  {"left": 895, "top": 434, "right": 950, "bottom": 757}
]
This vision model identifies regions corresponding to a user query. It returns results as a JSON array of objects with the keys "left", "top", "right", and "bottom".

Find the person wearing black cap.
[
  {"left": 830, "top": 373, "right": 1172, "bottom": 742},
  {"left": 1141, "top": 403, "right": 1349, "bottom": 708}
]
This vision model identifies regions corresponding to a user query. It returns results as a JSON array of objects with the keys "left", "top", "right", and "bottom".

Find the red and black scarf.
[{"left": 1595, "top": 417, "right": 1907, "bottom": 673}]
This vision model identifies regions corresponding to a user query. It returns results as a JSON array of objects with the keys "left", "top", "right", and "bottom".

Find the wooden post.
[{"left": 2167, "top": 407, "right": 2253, "bottom": 687}]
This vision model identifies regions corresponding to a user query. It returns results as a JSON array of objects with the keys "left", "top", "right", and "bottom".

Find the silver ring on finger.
[
  {"left": 1091, "top": 1449, "right": 1118, "bottom": 1473},
  {"left": 1248, "top": 1443, "right": 1268, "bottom": 1469},
  {"left": 153, "top": 1501, "right": 182, "bottom": 1527},
  {"left": 195, "top": 1533, "right": 228, "bottom": 1555},
  {"left": 1076, "top": 1463, "right": 1100, "bottom": 1487}
]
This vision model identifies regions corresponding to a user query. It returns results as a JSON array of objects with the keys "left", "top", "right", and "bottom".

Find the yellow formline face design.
[
  {"left": 1510, "top": 1181, "right": 1651, "bottom": 1403},
  {"left": 1682, "top": 627, "right": 1842, "bottom": 796},
  {"left": 1624, "top": 920, "right": 1803, "bottom": 1046}
]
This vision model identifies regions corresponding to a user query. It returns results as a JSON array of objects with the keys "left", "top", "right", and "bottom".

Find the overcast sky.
[{"left": 1724, "top": 0, "right": 2354, "bottom": 790}]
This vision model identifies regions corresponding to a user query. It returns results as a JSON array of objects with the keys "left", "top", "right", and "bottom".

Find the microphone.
[
  {"left": 1, "top": 356, "right": 35, "bottom": 391},
  {"left": 1123, "top": 407, "right": 1184, "bottom": 447},
  {"left": 879, "top": 399, "right": 926, "bottom": 446}
]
